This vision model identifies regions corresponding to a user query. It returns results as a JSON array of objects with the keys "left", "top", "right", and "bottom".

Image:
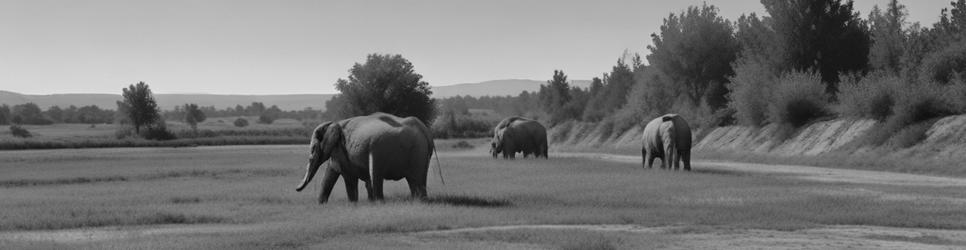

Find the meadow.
[
  {"left": 0, "top": 117, "right": 311, "bottom": 150},
  {"left": 2, "top": 140, "right": 966, "bottom": 249}
]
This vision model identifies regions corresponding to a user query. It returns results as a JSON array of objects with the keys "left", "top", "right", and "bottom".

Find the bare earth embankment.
[{"left": 3, "top": 143, "right": 966, "bottom": 249}]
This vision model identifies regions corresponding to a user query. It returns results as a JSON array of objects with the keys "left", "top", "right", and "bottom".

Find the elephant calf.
[
  {"left": 294, "top": 112, "right": 434, "bottom": 203},
  {"left": 641, "top": 114, "right": 692, "bottom": 170},
  {"left": 490, "top": 117, "right": 548, "bottom": 159}
]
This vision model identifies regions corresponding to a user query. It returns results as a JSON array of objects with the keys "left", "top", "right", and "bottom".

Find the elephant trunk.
[{"left": 295, "top": 161, "right": 321, "bottom": 192}]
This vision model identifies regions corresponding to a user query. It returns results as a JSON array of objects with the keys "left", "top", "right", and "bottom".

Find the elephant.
[
  {"left": 294, "top": 112, "right": 434, "bottom": 203},
  {"left": 490, "top": 117, "right": 548, "bottom": 159},
  {"left": 641, "top": 114, "right": 692, "bottom": 170}
]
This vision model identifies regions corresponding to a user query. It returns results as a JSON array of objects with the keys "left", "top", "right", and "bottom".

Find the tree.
[
  {"left": 0, "top": 104, "right": 10, "bottom": 125},
  {"left": 868, "top": 0, "right": 908, "bottom": 73},
  {"left": 121, "top": 81, "right": 160, "bottom": 134},
  {"left": 538, "top": 70, "right": 573, "bottom": 124},
  {"left": 646, "top": 3, "right": 739, "bottom": 110},
  {"left": 762, "top": 0, "right": 871, "bottom": 92},
  {"left": 46, "top": 106, "right": 64, "bottom": 123},
  {"left": 322, "top": 53, "right": 437, "bottom": 124},
  {"left": 11, "top": 103, "right": 52, "bottom": 125},
  {"left": 183, "top": 103, "right": 206, "bottom": 130}
]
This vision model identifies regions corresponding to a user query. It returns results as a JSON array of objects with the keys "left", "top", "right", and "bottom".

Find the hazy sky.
[{"left": 0, "top": 0, "right": 951, "bottom": 95}]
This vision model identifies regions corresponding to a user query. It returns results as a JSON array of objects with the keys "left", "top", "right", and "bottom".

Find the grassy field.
[
  {"left": 2, "top": 140, "right": 966, "bottom": 249},
  {"left": 0, "top": 118, "right": 310, "bottom": 150}
]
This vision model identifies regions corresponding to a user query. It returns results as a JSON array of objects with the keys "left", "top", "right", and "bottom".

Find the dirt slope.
[{"left": 550, "top": 114, "right": 966, "bottom": 160}]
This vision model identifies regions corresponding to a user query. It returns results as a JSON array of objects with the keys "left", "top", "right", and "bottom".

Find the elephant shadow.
[{"left": 420, "top": 195, "right": 513, "bottom": 208}]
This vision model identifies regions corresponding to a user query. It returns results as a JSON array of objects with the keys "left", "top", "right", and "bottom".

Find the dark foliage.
[
  {"left": 233, "top": 118, "right": 250, "bottom": 127},
  {"left": 10, "top": 103, "right": 52, "bottom": 125},
  {"left": 121, "top": 81, "right": 161, "bottom": 134},
  {"left": 9, "top": 125, "right": 31, "bottom": 138},
  {"left": 647, "top": 3, "right": 739, "bottom": 109},
  {"left": 762, "top": 0, "right": 871, "bottom": 93},
  {"left": 322, "top": 53, "right": 437, "bottom": 124}
]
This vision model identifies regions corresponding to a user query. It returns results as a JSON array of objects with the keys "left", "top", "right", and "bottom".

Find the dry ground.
[{"left": 2, "top": 140, "right": 966, "bottom": 249}]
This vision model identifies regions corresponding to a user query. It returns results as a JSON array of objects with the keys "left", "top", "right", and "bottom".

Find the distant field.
[
  {"left": 0, "top": 118, "right": 310, "bottom": 150},
  {"left": 2, "top": 140, "right": 966, "bottom": 249}
]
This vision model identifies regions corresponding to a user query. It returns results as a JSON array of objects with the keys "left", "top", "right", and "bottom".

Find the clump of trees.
[
  {"left": 181, "top": 104, "right": 206, "bottom": 131},
  {"left": 431, "top": 0, "right": 966, "bottom": 147},
  {"left": 322, "top": 53, "right": 437, "bottom": 124}
]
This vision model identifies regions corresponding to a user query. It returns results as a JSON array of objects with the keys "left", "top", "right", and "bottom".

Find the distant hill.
[
  {"left": 0, "top": 79, "right": 591, "bottom": 111},
  {"left": 432, "top": 79, "right": 593, "bottom": 98},
  {"left": 0, "top": 91, "right": 332, "bottom": 111}
]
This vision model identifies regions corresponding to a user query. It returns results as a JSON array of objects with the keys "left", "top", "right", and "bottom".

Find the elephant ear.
[{"left": 320, "top": 122, "right": 343, "bottom": 155}]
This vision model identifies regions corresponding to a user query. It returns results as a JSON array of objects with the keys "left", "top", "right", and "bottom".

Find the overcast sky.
[{"left": 0, "top": 0, "right": 951, "bottom": 95}]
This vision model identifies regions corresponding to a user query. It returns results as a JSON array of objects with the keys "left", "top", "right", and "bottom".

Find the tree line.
[{"left": 421, "top": 0, "right": 966, "bottom": 142}]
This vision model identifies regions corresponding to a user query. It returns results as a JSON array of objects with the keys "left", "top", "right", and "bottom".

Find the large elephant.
[
  {"left": 641, "top": 114, "right": 692, "bottom": 170},
  {"left": 294, "top": 112, "right": 434, "bottom": 203},
  {"left": 490, "top": 117, "right": 548, "bottom": 159}
]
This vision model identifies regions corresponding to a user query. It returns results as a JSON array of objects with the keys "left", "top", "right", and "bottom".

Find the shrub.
[
  {"left": 257, "top": 114, "right": 275, "bottom": 124},
  {"left": 727, "top": 59, "right": 775, "bottom": 126},
  {"left": 918, "top": 41, "right": 966, "bottom": 85},
  {"left": 863, "top": 81, "right": 965, "bottom": 146},
  {"left": 10, "top": 125, "right": 31, "bottom": 138},
  {"left": 767, "top": 71, "right": 831, "bottom": 127},
  {"left": 234, "top": 118, "right": 249, "bottom": 127},
  {"left": 836, "top": 72, "right": 900, "bottom": 120},
  {"left": 141, "top": 122, "right": 176, "bottom": 141}
]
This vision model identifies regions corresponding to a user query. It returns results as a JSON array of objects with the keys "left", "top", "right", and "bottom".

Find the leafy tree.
[
  {"left": 762, "top": 0, "right": 871, "bottom": 92},
  {"left": 538, "top": 70, "right": 574, "bottom": 124},
  {"left": 583, "top": 58, "right": 638, "bottom": 121},
  {"left": 114, "top": 102, "right": 130, "bottom": 125},
  {"left": 183, "top": 103, "right": 206, "bottom": 130},
  {"left": 11, "top": 103, "right": 52, "bottom": 125},
  {"left": 45, "top": 106, "right": 64, "bottom": 123},
  {"left": 121, "top": 81, "right": 160, "bottom": 134},
  {"left": 868, "top": 0, "right": 908, "bottom": 73},
  {"left": 0, "top": 104, "right": 10, "bottom": 125},
  {"left": 247, "top": 102, "right": 266, "bottom": 115},
  {"left": 646, "top": 3, "right": 739, "bottom": 109},
  {"left": 322, "top": 53, "right": 437, "bottom": 124},
  {"left": 582, "top": 77, "right": 607, "bottom": 121}
]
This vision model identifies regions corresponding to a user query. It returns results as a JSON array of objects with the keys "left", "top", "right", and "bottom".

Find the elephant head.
[
  {"left": 295, "top": 121, "right": 345, "bottom": 192},
  {"left": 490, "top": 130, "right": 505, "bottom": 158}
]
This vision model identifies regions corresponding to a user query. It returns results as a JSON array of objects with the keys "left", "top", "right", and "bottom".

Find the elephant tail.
[{"left": 433, "top": 145, "right": 445, "bottom": 185}]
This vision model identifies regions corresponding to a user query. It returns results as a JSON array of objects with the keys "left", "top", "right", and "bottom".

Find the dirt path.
[
  {"left": 551, "top": 152, "right": 966, "bottom": 187},
  {"left": 409, "top": 224, "right": 966, "bottom": 249}
]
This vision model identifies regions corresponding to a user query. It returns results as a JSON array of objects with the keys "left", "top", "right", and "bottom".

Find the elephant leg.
[
  {"left": 318, "top": 168, "right": 340, "bottom": 204},
  {"left": 371, "top": 176, "right": 385, "bottom": 201},
  {"left": 344, "top": 176, "right": 359, "bottom": 202},
  {"left": 682, "top": 149, "right": 692, "bottom": 171},
  {"left": 406, "top": 177, "right": 428, "bottom": 200},
  {"left": 643, "top": 150, "right": 650, "bottom": 169}
]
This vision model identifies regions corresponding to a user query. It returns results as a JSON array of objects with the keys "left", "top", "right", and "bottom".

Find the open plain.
[{"left": 2, "top": 140, "right": 966, "bottom": 249}]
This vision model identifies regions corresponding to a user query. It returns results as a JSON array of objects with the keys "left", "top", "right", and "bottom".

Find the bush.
[
  {"left": 862, "top": 81, "right": 966, "bottom": 146},
  {"left": 10, "top": 125, "right": 31, "bottom": 138},
  {"left": 234, "top": 118, "right": 249, "bottom": 127},
  {"left": 727, "top": 59, "right": 775, "bottom": 126},
  {"left": 836, "top": 72, "right": 900, "bottom": 120},
  {"left": 141, "top": 122, "right": 176, "bottom": 141},
  {"left": 257, "top": 114, "right": 275, "bottom": 124},
  {"left": 767, "top": 71, "right": 831, "bottom": 127},
  {"left": 918, "top": 41, "right": 966, "bottom": 85}
]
